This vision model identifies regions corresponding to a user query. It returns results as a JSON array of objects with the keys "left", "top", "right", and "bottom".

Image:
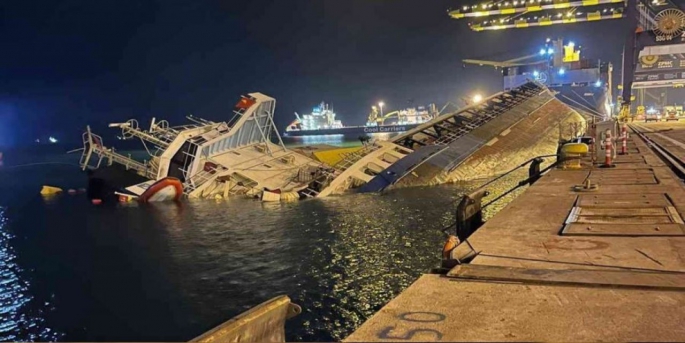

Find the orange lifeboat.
[{"left": 138, "top": 177, "right": 183, "bottom": 203}]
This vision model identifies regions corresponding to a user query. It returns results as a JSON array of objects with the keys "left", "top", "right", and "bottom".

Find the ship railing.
[
  {"left": 80, "top": 127, "right": 156, "bottom": 178},
  {"left": 113, "top": 119, "right": 174, "bottom": 149},
  {"left": 333, "top": 143, "right": 382, "bottom": 171},
  {"left": 430, "top": 82, "right": 543, "bottom": 146},
  {"left": 182, "top": 158, "right": 230, "bottom": 195}
]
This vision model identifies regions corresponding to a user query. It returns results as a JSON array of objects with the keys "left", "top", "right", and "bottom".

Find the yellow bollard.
[{"left": 560, "top": 143, "right": 589, "bottom": 170}]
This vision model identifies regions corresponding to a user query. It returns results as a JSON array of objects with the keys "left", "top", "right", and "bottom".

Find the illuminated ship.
[{"left": 283, "top": 102, "right": 438, "bottom": 136}]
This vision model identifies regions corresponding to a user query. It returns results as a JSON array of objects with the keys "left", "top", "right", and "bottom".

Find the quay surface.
[{"left": 345, "top": 121, "right": 685, "bottom": 342}]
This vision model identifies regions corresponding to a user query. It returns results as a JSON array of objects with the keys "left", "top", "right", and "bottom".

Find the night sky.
[{"left": 0, "top": 0, "right": 629, "bottom": 147}]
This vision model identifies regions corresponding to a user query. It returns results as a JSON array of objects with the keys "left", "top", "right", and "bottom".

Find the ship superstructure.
[
  {"left": 366, "top": 105, "right": 436, "bottom": 126},
  {"left": 287, "top": 102, "right": 343, "bottom": 132}
]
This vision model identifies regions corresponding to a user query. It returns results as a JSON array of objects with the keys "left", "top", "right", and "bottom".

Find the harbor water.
[{"left": 0, "top": 140, "right": 528, "bottom": 341}]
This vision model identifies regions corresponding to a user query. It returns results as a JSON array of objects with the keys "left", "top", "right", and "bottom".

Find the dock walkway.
[{"left": 345, "top": 123, "right": 685, "bottom": 342}]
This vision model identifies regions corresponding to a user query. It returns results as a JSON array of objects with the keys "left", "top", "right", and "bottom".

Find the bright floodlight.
[
  {"left": 568, "top": 41, "right": 575, "bottom": 48},
  {"left": 533, "top": 70, "right": 540, "bottom": 77},
  {"left": 547, "top": 48, "right": 554, "bottom": 54},
  {"left": 558, "top": 68, "right": 565, "bottom": 75},
  {"left": 49, "top": 136, "right": 58, "bottom": 143},
  {"left": 539, "top": 48, "right": 546, "bottom": 55},
  {"left": 595, "top": 80, "right": 602, "bottom": 87},
  {"left": 473, "top": 94, "right": 483, "bottom": 103},
  {"left": 378, "top": 102, "right": 384, "bottom": 108}
]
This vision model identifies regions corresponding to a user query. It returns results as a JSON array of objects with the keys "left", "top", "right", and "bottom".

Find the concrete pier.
[{"left": 345, "top": 122, "right": 685, "bottom": 342}]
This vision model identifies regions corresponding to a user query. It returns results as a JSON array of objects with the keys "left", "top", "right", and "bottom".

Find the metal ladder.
[
  {"left": 300, "top": 168, "right": 341, "bottom": 198},
  {"left": 183, "top": 170, "right": 215, "bottom": 194},
  {"left": 182, "top": 159, "right": 229, "bottom": 195}
]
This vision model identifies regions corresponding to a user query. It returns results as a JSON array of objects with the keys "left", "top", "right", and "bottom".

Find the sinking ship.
[
  {"left": 79, "top": 94, "right": 348, "bottom": 203},
  {"left": 79, "top": 81, "right": 590, "bottom": 203}
]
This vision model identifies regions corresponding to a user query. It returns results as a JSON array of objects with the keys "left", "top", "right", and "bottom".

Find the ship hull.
[
  {"left": 86, "top": 164, "right": 150, "bottom": 203},
  {"left": 283, "top": 124, "right": 421, "bottom": 137}
]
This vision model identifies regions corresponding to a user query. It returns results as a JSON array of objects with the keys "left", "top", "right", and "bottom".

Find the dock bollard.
[
  {"left": 600, "top": 130, "right": 616, "bottom": 168},
  {"left": 442, "top": 235, "right": 459, "bottom": 260}
]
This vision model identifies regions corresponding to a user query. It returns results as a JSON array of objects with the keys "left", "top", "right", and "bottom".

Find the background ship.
[{"left": 283, "top": 102, "right": 438, "bottom": 137}]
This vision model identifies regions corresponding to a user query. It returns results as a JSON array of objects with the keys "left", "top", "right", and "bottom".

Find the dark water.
[{"left": 0, "top": 146, "right": 527, "bottom": 342}]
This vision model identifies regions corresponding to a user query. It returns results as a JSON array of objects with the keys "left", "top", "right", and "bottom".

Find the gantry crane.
[{"left": 449, "top": 0, "right": 685, "bottom": 122}]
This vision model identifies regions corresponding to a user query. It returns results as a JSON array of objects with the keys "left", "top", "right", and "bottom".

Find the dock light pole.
[{"left": 378, "top": 102, "right": 385, "bottom": 117}]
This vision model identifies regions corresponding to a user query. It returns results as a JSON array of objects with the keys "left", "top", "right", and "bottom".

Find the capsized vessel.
[{"left": 79, "top": 93, "right": 349, "bottom": 202}]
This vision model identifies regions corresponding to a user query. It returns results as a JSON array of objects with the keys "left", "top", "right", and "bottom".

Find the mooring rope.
[{"left": 0, "top": 162, "right": 80, "bottom": 171}]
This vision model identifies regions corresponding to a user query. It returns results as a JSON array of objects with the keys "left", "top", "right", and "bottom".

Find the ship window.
[
  {"left": 393, "top": 147, "right": 409, "bottom": 155},
  {"left": 363, "top": 168, "right": 379, "bottom": 177},
  {"left": 381, "top": 153, "right": 400, "bottom": 164}
]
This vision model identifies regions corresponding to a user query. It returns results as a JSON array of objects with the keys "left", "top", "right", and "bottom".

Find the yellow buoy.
[{"left": 40, "top": 185, "right": 63, "bottom": 196}]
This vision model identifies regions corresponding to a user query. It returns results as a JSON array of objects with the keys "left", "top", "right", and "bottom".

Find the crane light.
[
  {"left": 547, "top": 48, "right": 554, "bottom": 54},
  {"left": 539, "top": 48, "right": 546, "bottom": 55}
]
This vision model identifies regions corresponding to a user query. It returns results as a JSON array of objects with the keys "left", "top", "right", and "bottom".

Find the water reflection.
[
  {"left": 0, "top": 207, "right": 61, "bottom": 341},
  {"left": 142, "top": 175, "right": 530, "bottom": 341},
  {"left": 0, "top": 150, "right": 535, "bottom": 341}
]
